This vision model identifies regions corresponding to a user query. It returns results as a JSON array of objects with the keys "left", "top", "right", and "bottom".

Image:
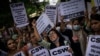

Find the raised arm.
[
  {"left": 32, "top": 19, "right": 41, "bottom": 41},
  {"left": 60, "top": 16, "right": 66, "bottom": 32}
]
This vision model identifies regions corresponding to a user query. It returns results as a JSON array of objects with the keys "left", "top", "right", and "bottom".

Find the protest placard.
[
  {"left": 14, "top": 51, "right": 25, "bottom": 56},
  {"left": 10, "top": 2, "right": 29, "bottom": 27},
  {"left": 59, "top": 0, "right": 85, "bottom": 19},
  {"left": 45, "top": 5, "right": 57, "bottom": 24},
  {"left": 29, "top": 46, "right": 50, "bottom": 56},
  {"left": 85, "top": 35, "right": 100, "bottom": 56},
  {"left": 36, "top": 13, "right": 54, "bottom": 35},
  {"left": 50, "top": 46, "right": 72, "bottom": 56}
]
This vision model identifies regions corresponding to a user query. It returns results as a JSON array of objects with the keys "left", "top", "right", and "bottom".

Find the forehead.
[
  {"left": 49, "top": 30, "right": 55, "bottom": 34},
  {"left": 73, "top": 20, "right": 79, "bottom": 24},
  {"left": 7, "top": 39, "right": 14, "bottom": 44},
  {"left": 91, "top": 20, "right": 100, "bottom": 23}
]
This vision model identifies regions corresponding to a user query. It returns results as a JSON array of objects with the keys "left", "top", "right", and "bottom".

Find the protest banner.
[
  {"left": 14, "top": 51, "right": 25, "bottom": 56},
  {"left": 45, "top": 5, "right": 57, "bottom": 24},
  {"left": 59, "top": 0, "right": 85, "bottom": 19},
  {"left": 50, "top": 46, "right": 72, "bottom": 56},
  {"left": 85, "top": 35, "right": 100, "bottom": 56},
  {"left": 10, "top": 2, "right": 29, "bottom": 28},
  {"left": 29, "top": 46, "right": 50, "bottom": 56},
  {"left": 36, "top": 13, "right": 54, "bottom": 35}
]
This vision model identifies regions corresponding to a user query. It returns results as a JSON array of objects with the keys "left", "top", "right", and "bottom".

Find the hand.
[
  {"left": 60, "top": 16, "right": 64, "bottom": 22},
  {"left": 68, "top": 47, "right": 73, "bottom": 53},
  {"left": 32, "top": 19, "right": 36, "bottom": 27}
]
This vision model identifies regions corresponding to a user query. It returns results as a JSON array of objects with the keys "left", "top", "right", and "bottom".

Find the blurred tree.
[{"left": 0, "top": 0, "right": 47, "bottom": 28}]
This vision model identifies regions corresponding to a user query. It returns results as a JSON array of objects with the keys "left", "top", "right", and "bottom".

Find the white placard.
[
  {"left": 50, "top": 46, "right": 72, "bottom": 56},
  {"left": 10, "top": 2, "right": 29, "bottom": 27},
  {"left": 36, "top": 13, "right": 54, "bottom": 35},
  {"left": 45, "top": 5, "right": 57, "bottom": 24},
  {"left": 14, "top": 51, "right": 25, "bottom": 56},
  {"left": 29, "top": 46, "right": 50, "bottom": 56},
  {"left": 59, "top": 0, "right": 85, "bottom": 19},
  {"left": 85, "top": 35, "right": 100, "bottom": 56}
]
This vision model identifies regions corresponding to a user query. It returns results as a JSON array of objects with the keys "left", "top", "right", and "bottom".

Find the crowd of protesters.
[{"left": 0, "top": 2, "right": 100, "bottom": 56}]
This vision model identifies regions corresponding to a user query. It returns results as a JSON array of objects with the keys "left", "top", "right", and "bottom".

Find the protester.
[
  {"left": 71, "top": 18, "right": 87, "bottom": 56},
  {"left": 1, "top": 0, "right": 100, "bottom": 56},
  {"left": 90, "top": 14, "right": 100, "bottom": 35},
  {"left": 6, "top": 38, "right": 21, "bottom": 56},
  {"left": 31, "top": 19, "right": 73, "bottom": 54},
  {"left": 28, "top": 22, "right": 50, "bottom": 56}
]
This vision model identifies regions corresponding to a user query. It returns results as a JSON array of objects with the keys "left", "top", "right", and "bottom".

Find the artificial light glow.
[
  {"left": 49, "top": 0, "right": 58, "bottom": 5},
  {"left": 39, "top": 0, "right": 44, "bottom": 2}
]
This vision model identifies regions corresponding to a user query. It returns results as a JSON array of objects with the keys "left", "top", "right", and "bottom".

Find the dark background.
[{"left": 0, "top": 0, "right": 91, "bottom": 28}]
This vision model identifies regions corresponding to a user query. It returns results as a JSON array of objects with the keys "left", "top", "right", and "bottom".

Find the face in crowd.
[
  {"left": 72, "top": 19, "right": 81, "bottom": 31},
  {"left": 48, "top": 29, "right": 59, "bottom": 43},
  {"left": 7, "top": 39, "right": 17, "bottom": 51},
  {"left": 30, "top": 32, "right": 38, "bottom": 44},
  {"left": 91, "top": 14, "right": 100, "bottom": 32}
]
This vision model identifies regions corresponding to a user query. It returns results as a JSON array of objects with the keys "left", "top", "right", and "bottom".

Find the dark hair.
[
  {"left": 90, "top": 14, "right": 100, "bottom": 21},
  {"left": 5, "top": 38, "right": 16, "bottom": 52},
  {"left": 72, "top": 17, "right": 84, "bottom": 25},
  {"left": 72, "top": 18, "right": 80, "bottom": 24},
  {"left": 48, "top": 29, "right": 65, "bottom": 49}
]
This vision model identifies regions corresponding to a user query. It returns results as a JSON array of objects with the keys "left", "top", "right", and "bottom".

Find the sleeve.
[{"left": 38, "top": 39, "right": 51, "bottom": 49}]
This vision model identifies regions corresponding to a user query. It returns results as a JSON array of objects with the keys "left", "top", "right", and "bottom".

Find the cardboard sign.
[
  {"left": 59, "top": 0, "right": 85, "bottom": 19},
  {"left": 14, "top": 51, "right": 25, "bottom": 56},
  {"left": 85, "top": 35, "right": 100, "bottom": 56},
  {"left": 45, "top": 5, "right": 57, "bottom": 24},
  {"left": 10, "top": 2, "right": 29, "bottom": 27},
  {"left": 29, "top": 46, "right": 50, "bottom": 56},
  {"left": 57, "top": 3, "right": 70, "bottom": 22},
  {"left": 36, "top": 13, "right": 54, "bottom": 34},
  {"left": 50, "top": 46, "right": 72, "bottom": 56}
]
